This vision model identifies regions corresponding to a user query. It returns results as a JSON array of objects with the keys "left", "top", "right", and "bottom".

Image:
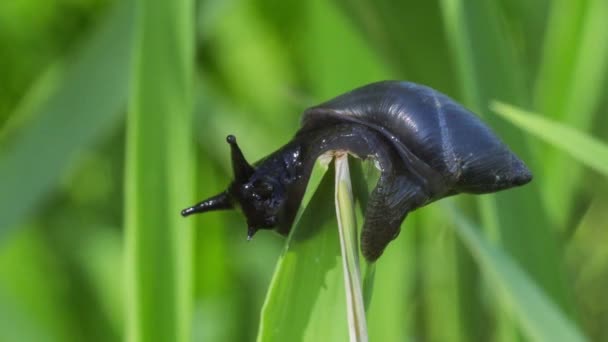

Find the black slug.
[{"left": 181, "top": 81, "right": 532, "bottom": 262}]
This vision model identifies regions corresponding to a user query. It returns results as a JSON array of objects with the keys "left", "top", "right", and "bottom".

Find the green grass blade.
[
  {"left": 418, "top": 208, "right": 467, "bottom": 342},
  {"left": 258, "top": 156, "right": 375, "bottom": 342},
  {"left": 439, "top": 1, "right": 532, "bottom": 339},
  {"left": 350, "top": 158, "right": 412, "bottom": 341},
  {"left": 349, "top": 160, "right": 378, "bottom": 312},
  {"left": 332, "top": 0, "right": 457, "bottom": 91},
  {"left": 364, "top": 222, "right": 412, "bottom": 341},
  {"left": 439, "top": 0, "right": 573, "bottom": 316},
  {"left": 492, "top": 102, "right": 608, "bottom": 177},
  {"left": 258, "top": 161, "right": 350, "bottom": 342},
  {"left": 533, "top": 0, "right": 608, "bottom": 225},
  {"left": 124, "top": 0, "right": 194, "bottom": 340},
  {"left": 0, "top": 1, "right": 134, "bottom": 236},
  {"left": 446, "top": 205, "right": 587, "bottom": 342},
  {"left": 335, "top": 154, "right": 368, "bottom": 342}
]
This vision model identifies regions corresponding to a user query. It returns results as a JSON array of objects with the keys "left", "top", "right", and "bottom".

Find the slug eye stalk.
[{"left": 227, "top": 134, "right": 254, "bottom": 183}]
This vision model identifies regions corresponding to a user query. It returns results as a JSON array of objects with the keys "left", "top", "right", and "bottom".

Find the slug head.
[{"left": 181, "top": 135, "right": 286, "bottom": 240}]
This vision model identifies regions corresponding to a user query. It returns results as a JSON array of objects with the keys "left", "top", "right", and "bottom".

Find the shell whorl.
[{"left": 301, "top": 81, "right": 531, "bottom": 194}]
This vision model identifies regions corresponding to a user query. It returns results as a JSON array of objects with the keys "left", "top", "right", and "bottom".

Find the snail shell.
[{"left": 182, "top": 81, "right": 532, "bottom": 262}]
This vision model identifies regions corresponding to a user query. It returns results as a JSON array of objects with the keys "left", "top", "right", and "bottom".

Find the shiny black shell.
[
  {"left": 302, "top": 81, "right": 531, "bottom": 195},
  {"left": 298, "top": 81, "right": 531, "bottom": 260}
]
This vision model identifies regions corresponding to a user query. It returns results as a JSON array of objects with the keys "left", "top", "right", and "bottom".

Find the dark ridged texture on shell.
[
  {"left": 302, "top": 81, "right": 531, "bottom": 194},
  {"left": 299, "top": 81, "right": 532, "bottom": 260}
]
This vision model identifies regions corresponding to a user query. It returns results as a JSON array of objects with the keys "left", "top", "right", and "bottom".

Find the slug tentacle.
[
  {"left": 181, "top": 191, "right": 233, "bottom": 217},
  {"left": 182, "top": 81, "right": 532, "bottom": 262},
  {"left": 227, "top": 134, "right": 255, "bottom": 182}
]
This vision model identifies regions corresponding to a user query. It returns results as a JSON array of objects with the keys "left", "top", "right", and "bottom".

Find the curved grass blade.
[
  {"left": 258, "top": 156, "right": 373, "bottom": 342},
  {"left": 257, "top": 161, "right": 349, "bottom": 342},
  {"left": 349, "top": 160, "right": 379, "bottom": 312},
  {"left": 440, "top": 0, "right": 573, "bottom": 319},
  {"left": 492, "top": 102, "right": 608, "bottom": 177},
  {"left": 335, "top": 154, "right": 368, "bottom": 342},
  {"left": 533, "top": 0, "right": 608, "bottom": 226},
  {"left": 446, "top": 205, "right": 587, "bottom": 342}
]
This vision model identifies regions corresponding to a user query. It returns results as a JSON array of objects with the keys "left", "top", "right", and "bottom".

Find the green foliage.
[
  {"left": 258, "top": 157, "right": 373, "bottom": 342},
  {"left": 125, "top": 0, "right": 195, "bottom": 341},
  {"left": 0, "top": 0, "right": 134, "bottom": 236},
  {"left": 257, "top": 162, "right": 349, "bottom": 341},
  {"left": 533, "top": 0, "right": 608, "bottom": 227},
  {"left": 334, "top": 155, "right": 368, "bottom": 341},
  {"left": 0, "top": 0, "right": 607, "bottom": 341},
  {"left": 447, "top": 205, "right": 586, "bottom": 342},
  {"left": 493, "top": 102, "right": 608, "bottom": 177}
]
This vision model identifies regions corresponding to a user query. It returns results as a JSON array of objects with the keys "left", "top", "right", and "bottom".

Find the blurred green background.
[{"left": 1, "top": 0, "right": 607, "bottom": 341}]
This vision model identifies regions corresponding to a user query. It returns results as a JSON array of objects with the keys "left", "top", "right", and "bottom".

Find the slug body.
[{"left": 182, "top": 81, "right": 532, "bottom": 262}]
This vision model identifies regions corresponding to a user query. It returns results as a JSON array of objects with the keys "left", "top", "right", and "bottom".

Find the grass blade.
[
  {"left": 257, "top": 161, "right": 350, "bottom": 341},
  {"left": 124, "top": 0, "right": 194, "bottom": 340},
  {"left": 492, "top": 102, "right": 608, "bottom": 177},
  {"left": 439, "top": 0, "right": 573, "bottom": 316},
  {"left": 418, "top": 208, "right": 470, "bottom": 342},
  {"left": 446, "top": 205, "right": 587, "bottom": 342},
  {"left": 533, "top": 0, "right": 608, "bottom": 225},
  {"left": 332, "top": 0, "right": 457, "bottom": 92},
  {"left": 0, "top": 1, "right": 134, "bottom": 236},
  {"left": 335, "top": 154, "right": 368, "bottom": 342}
]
